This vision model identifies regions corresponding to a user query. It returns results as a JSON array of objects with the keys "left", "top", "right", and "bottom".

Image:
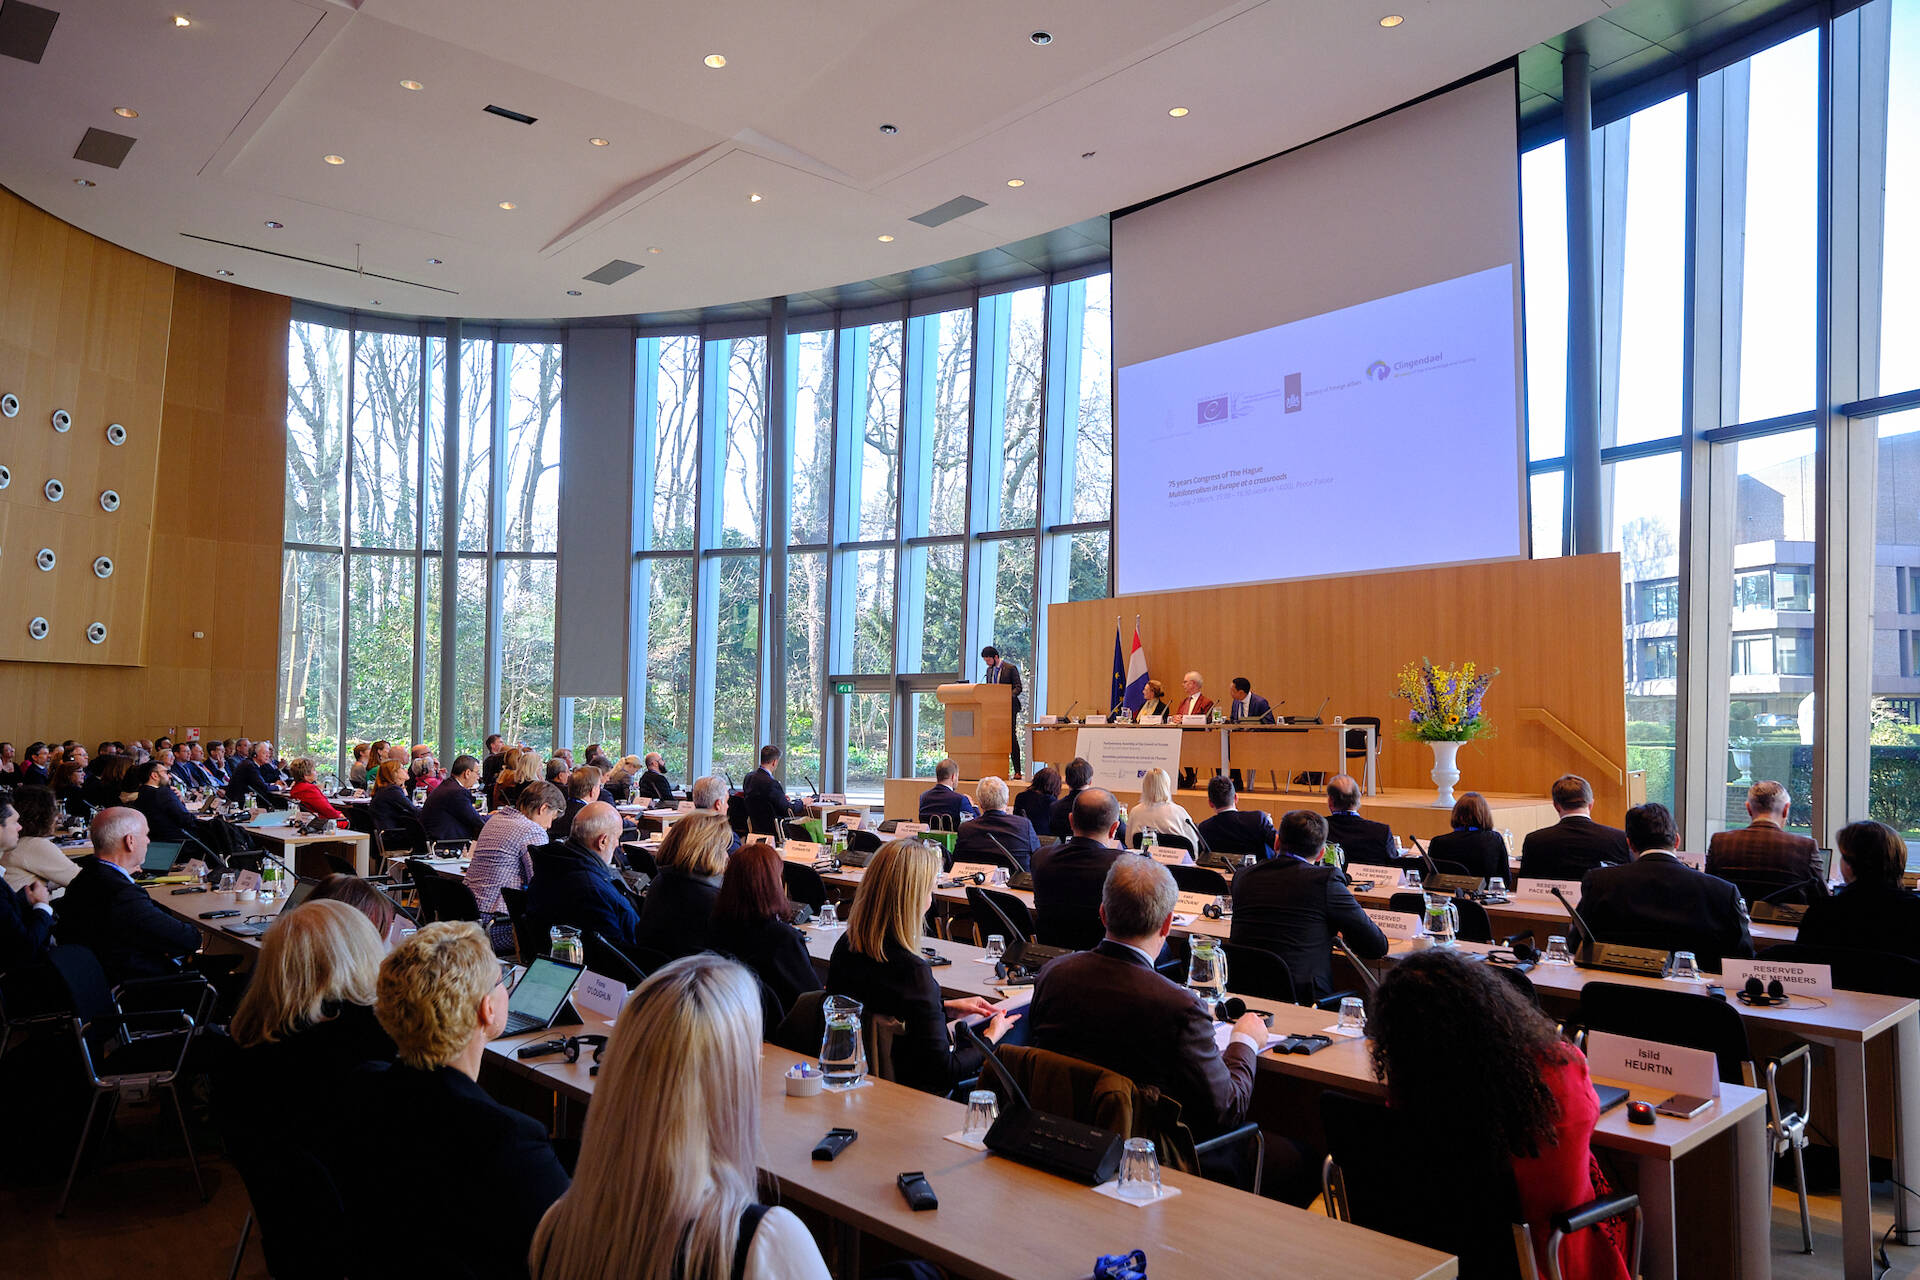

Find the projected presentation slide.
[{"left": 1114, "top": 264, "right": 1522, "bottom": 595}]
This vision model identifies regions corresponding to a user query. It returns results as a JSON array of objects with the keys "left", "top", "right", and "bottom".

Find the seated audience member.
[
  {"left": 1032, "top": 788, "right": 1128, "bottom": 952},
  {"left": 1427, "top": 792, "right": 1512, "bottom": 885},
  {"left": 689, "top": 775, "right": 744, "bottom": 852},
  {"left": 545, "top": 757, "right": 571, "bottom": 792},
  {"left": 408, "top": 757, "right": 437, "bottom": 797},
  {"left": 20, "top": 741, "right": 52, "bottom": 786},
  {"left": 1369, "top": 950, "right": 1631, "bottom": 1280},
  {"left": 496, "top": 749, "right": 540, "bottom": 812},
  {"left": 549, "top": 766, "right": 603, "bottom": 843},
  {"left": 0, "top": 800, "right": 55, "bottom": 969},
  {"left": 1706, "top": 779, "right": 1825, "bottom": 903},
  {"left": 479, "top": 734, "right": 508, "bottom": 792},
  {"left": 528, "top": 956, "right": 830, "bottom": 1280},
  {"left": 1128, "top": 767, "right": 1203, "bottom": 859},
  {"left": 347, "top": 743, "right": 372, "bottom": 790},
  {"left": 1797, "top": 819, "right": 1920, "bottom": 961},
  {"left": 1323, "top": 774, "right": 1396, "bottom": 863},
  {"left": 202, "top": 743, "right": 231, "bottom": 786},
  {"left": 423, "top": 755, "right": 487, "bottom": 843},
  {"left": 53, "top": 760, "right": 90, "bottom": 817},
  {"left": 1229, "top": 809, "right": 1387, "bottom": 1003},
  {"left": 635, "top": 812, "right": 734, "bottom": 962},
  {"left": 1012, "top": 766, "right": 1061, "bottom": 832},
  {"left": 918, "top": 758, "right": 980, "bottom": 826},
  {"left": 1575, "top": 803, "right": 1753, "bottom": 971},
  {"left": 167, "top": 747, "right": 208, "bottom": 790},
  {"left": 1048, "top": 757, "right": 1096, "bottom": 839},
  {"left": 1517, "top": 775, "right": 1630, "bottom": 883},
  {"left": 83, "top": 753, "right": 131, "bottom": 812},
  {"left": 467, "top": 781, "right": 563, "bottom": 917},
  {"left": 308, "top": 873, "right": 401, "bottom": 943},
  {"left": 742, "top": 745, "right": 806, "bottom": 837},
  {"left": 954, "top": 776, "right": 1040, "bottom": 871},
  {"left": 634, "top": 752, "right": 676, "bottom": 807},
  {"left": 56, "top": 808, "right": 201, "bottom": 981},
  {"left": 2, "top": 785, "right": 81, "bottom": 892},
  {"left": 598, "top": 755, "right": 639, "bottom": 805},
  {"left": 368, "top": 759, "right": 423, "bottom": 835},
  {"left": 129, "top": 760, "right": 207, "bottom": 844},
  {"left": 337, "top": 922, "right": 570, "bottom": 1279},
  {"left": 527, "top": 803, "right": 645, "bottom": 961},
  {"left": 1195, "top": 776, "right": 1277, "bottom": 860},
  {"left": 257, "top": 742, "right": 286, "bottom": 787},
  {"left": 227, "top": 741, "right": 284, "bottom": 808},
  {"left": 709, "top": 841, "right": 822, "bottom": 1015},
  {"left": 0, "top": 741, "right": 14, "bottom": 777},
  {"left": 826, "top": 839, "right": 1013, "bottom": 1095},
  {"left": 286, "top": 757, "right": 344, "bottom": 823},
  {"left": 1028, "top": 855, "right": 1265, "bottom": 1153},
  {"left": 1137, "top": 679, "right": 1171, "bottom": 720}
]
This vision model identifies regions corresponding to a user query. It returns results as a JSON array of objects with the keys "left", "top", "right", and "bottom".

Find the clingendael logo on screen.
[
  {"left": 1284, "top": 372, "right": 1302, "bottom": 413},
  {"left": 1366, "top": 360, "right": 1392, "bottom": 382},
  {"left": 1196, "top": 394, "right": 1230, "bottom": 424}
]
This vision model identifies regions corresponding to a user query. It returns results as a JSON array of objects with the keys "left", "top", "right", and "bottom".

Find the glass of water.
[
  {"left": 984, "top": 934, "right": 1006, "bottom": 964},
  {"left": 1545, "top": 934, "right": 1573, "bottom": 965},
  {"left": 1670, "top": 951, "right": 1702, "bottom": 983},
  {"left": 1115, "top": 1138, "right": 1162, "bottom": 1201},
  {"left": 962, "top": 1089, "right": 999, "bottom": 1142},
  {"left": 1403, "top": 869, "right": 1422, "bottom": 892},
  {"left": 1337, "top": 996, "right": 1367, "bottom": 1034},
  {"left": 217, "top": 872, "right": 237, "bottom": 894},
  {"left": 818, "top": 900, "right": 838, "bottom": 928}
]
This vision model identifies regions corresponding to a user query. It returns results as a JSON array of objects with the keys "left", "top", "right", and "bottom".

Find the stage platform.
[{"left": 880, "top": 776, "right": 1558, "bottom": 842}]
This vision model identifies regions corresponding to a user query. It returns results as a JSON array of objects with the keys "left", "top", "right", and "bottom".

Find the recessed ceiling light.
[
  {"left": 1168, "top": 106, "right": 1189, "bottom": 118},
  {"left": 566, "top": 289, "right": 582, "bottom": 296},
  {"left": 113, "top": 107, "right": 139, "bottom": 119},
  {"left": 588, "top": 137, "right": 610, "bottom": 147},
  {"left": 647, "top": 246, "right": 662, "bottom": 254},
  {"left": 264, "top": 220, "right": 283, "bottom": 229},
  {"left": 215, "top": 269, "right": 233, "bottom": 276},
  {"left": 426, "top": 257, "right": 443, "bottom": 265},
  {"left": 497, "top": 200, "right": 516, "bottom": 210},
  {"left": 323, "top": 153, "right": 345, "bottom": 165},
  {"left": 1030, "top": 31, "right": 1052, "bottom": 45},
  {"left": 370, "top": 299, "right": 382, "bottom": 306},
  {"left": 400, "top": 79, "right": 423, "bottom": 91},
  {"left": 704, "top": 53, "right": 727, "bottom": 69},
  {"left": 1006, "top": 178, "right": 1025, "bottom": 188},
  {"left": 1379, "top": 14, "right": 1405, "bottom": 27},
  {"left": 879, "top": 123, "right": 898, "bottom": 135},
  {"left": 73, "top": 177, "right": 95, "bottom": 187},
  {"left": 173, "top": 15, "right": 191, "bottom": 27},
  {"left": 748, "top": 192, "right": 763, "bottom": 203},
  {"left": 878, "top": 234, "right": 894, "bottom": 242}
]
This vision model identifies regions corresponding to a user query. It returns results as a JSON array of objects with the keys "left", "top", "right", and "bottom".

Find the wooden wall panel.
[
  {"left": 0, "top": 188, "right": 289, "bottom": 746},
  {"left": 1045, "top": 554, "right": 1632, "bottom": 820}
]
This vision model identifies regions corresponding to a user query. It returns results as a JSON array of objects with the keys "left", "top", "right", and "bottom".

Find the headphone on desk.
[
  {"left": 1737, "top": 976, "right": 1788, "bottom": 1007},
  {"left": 1201, "top": 901, "right": 1227, "bottom": 920}
]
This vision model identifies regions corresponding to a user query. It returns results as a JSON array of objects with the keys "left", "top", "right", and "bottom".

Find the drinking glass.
[
  {"left": 1337, "top": 996, "right": 1367, "bottom": 1034},
  {"left": 549, "top": 925, "right": 584, "bottom": 965},
  {"left": 1670, "top": 951, "right": 1702, "bottom": 983},
  {"left": 984, "top": 934, "right": 1006, "bottom": 964},
  {"left": 990, "top": 867, "right": 1010, "bottom": 887},
  {"left": 1545, "top": 934, "right": 1573, "bottom": 965},
  {"left": 962, "top": 1090, "right": 999, "bottom": 1142},
  {"left": 1403, "top": 869, "right": 1422, "bottom": 892},
  {"left": 818, "top": 900, "right": 839, "bottom": 928},
  {"left": 819, "top": 995, "right": 866, "bottom": 1088},
  {"left": 1115, "top": 1138, "right": 1162, "bottom": 1201},
  {"left": 217, "top": 872, "right": 237, "bottom": 894}
]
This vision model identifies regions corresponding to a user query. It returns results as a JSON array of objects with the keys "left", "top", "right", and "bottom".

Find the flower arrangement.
[{"left": 1393, "top": 659, "right": 1498, "bottom": 743}]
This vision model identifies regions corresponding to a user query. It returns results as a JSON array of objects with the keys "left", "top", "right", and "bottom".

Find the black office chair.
[
  {"left": 1342, "top": 716, "right": 1382, "bottom": 766},
  {"left": 847, "top": 829, "right": 883, "bottom": 855},
  {"left": 1454, "top": 896, "right": 1494, "bottom": 944},
  {"left": 1132, "top": 830, "right": 1195, "bottom": 856},
  {"left": 1220, "top": 942, "right": 1298, "bottom": 1004},
  {"left": 781, "top": 818, "right": 815, "bottom": 845},
  {"left": 407, "top": 860, "right": 443, "bottom": 925},
  {"left": 1758, "top": 943, "right": 1920, "bottom": 998},
  {"left": 1321, "top": 1090, "right": 1640, "bottom": 1280},
  {"left": 965, "top": 885, "right": 1035, "bottom": 943},
  {"left": 782, "top": 861, "right": 829, "bottom": 912},
  {"left": 1722, "top": 864, "right": 1829, "bottom": 907},
  {"left": 772, "top": 990, "right": 829, "bottom": 1057},
  {"left": 583, "top": 930, "right": 647, "bottom": 986},
  {"left": 617, "top": 841, "right": 659, "bottom": 878},
  {"left": 1168, "top": 864, "right": 1229, "bottom": 897},
  {"left": 497, "top": 886, "right": 537, "bottom": 962},
  {"left": 1387, "top": 891, "right": 1428, "bottom": 917},
  {"left": 1575, "top": 981, "right": 1814, "bottom": 1253}
]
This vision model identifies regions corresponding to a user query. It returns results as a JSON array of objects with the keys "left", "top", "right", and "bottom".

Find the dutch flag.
[{"left": 1122, "top": 620, "right": 1149, "bottom": 714}]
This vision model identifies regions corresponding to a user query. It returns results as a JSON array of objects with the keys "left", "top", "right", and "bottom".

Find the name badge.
[
  {"left": 1672, "top": 849, "right": 1706, "bottom": 871},
  {"left": 893, "top": 821, "right": 927, "bottom": 837},
  {"left": 1138, "top": 714, "right": 1165, "bottom": 725},
  {"left": 1346, "top": 863, "right": 1403, "bottom": 889},
  {"left": 1180, "top": 715, "right": 1209, "bottom": 725},
  {"left": 1175, "top": 891, "right": 1218, "bottom": 916},
  {"left": 1586, "top": 1030, "right": 1720, "bottom": 1100},
  {"left": 1363, "top": 908, "right": 1424, "bottom": 940},
  {"left": 1084, "top": 715, "right": 1107, "bottom": 725},
  {"left": 948, "top": 862, "right": 1001, "bottom": 881},
  {"left": 1036, "top": 715, "right": 1059, "bottom": 725},
  {"left": 1721, "top": 957, "right": 1835, "bottom": 999},
  {"left": 1515, "top": 877, "right": 1583, "bottom": 907},
  {"left": 677, "top": 800, "right": 694, "bottom": 812},
  {"left": 1147, "top": 845, "right": 1186, "bottom": 866},
  {"left": 573, "top": 970, "right": 628, "bottom": 1022},
  {"left": 783, "top": 840, "right": 822, "bottom": 863}
]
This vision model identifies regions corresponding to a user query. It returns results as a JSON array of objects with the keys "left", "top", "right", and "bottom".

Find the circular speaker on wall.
[
  {"left": 27, "top": 618, "right": 49, "bottom": 641},
  {"left": 86, "top": 622, "right": 107, "bottom": 645},
  {"left": 106, "top": 423, "right": 127, "bottom": 446},
  {"left": 36, "top": 547, "right": 55, "bottom": 571},
  {"left": 94, "top": 555, "right": 113, "bottom": 578},
  {"left": 0, "top": 392, "right": 18, "bottom": 417},
  {"left": 99, "top": 489, "right": 120, "bottom": 512},
  {"left": 0, "top": 464, "right": 9, "bottom": 489},
  {"left": 51, "top": 408, "right": 71, "bottom": 432},
  {"left": 44, "top": 478, "right": 63, "bottom": 502}
]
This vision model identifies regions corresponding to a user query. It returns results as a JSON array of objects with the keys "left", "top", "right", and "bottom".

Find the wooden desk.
[
  {"left": 245, "top": 824, "right": 374, "bottom": 877},
  {"left": 1348, "top": 883, "right": 1799, "bottom": 948},
  {"left": 1030, "top": 721, "right": 1378, "bottom": 795},
  {"left": 143, "top": 882, "right": 283, "bottom": 958}
]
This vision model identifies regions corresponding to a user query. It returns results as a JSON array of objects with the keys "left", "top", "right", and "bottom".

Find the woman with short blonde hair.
[
  {"left": 375, "top": 920, "right": 501, "bottom": 1070},
  {"left": 636, "top": 812, "right": 733, "bottom": 961},
  {"left": 659, "top": 810, "right": 734, "bottom": 879},
  {"left": 826, "top": 839, "right": 1014, "bottom": 1095},
  {"left": 1127, "top": 767, "right": 1202, "bottom": 861},
  {"left": 529, "top": 956, "right": 829, "bottom": 1280},
  {"left": 230, "top": 899, "right": 385, "bottom": 1048}
]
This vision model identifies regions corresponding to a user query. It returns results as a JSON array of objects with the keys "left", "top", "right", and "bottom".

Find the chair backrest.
[
  {"left": 618, "top": 841, "right": 659, "bottom": 878},
  {"left": 782, "top": 818, "right": 814, "bottom": 844},
  {"left": 1133, "top": 830, "right": 1194, "bottom": 854},
  {"left": 1576, "top": 981, "right": 1751, "bottom": 1084},
  {"left": 971, "top": 886, "right": 1036, "bottom": 941},
  {"left": 862, "top": 1013, "right": 906, "bottom": 1083},
  {"left": 583, "top": 931, "right": 647, "bottom": 986},
  {"left": 1167, "top": 864, "right": 1228, "bottom": 897},
  {"left": 378, "top": 821, "right": 424, "bottom": 858},
  {"left": 1722, "top": 863, "right": 1826, "bottom": 906},
  {"left": 407, "top": 860, "right": 443, "bottom": 925},
  {"left": 983, "top": 1043, "right": 1139, "bottom": 1143},
  {"left": 782, "top": 861, "right": 828, "bottom": 911},
  {"left": 727, "top": 796, "right": 752, "bottom": 839},
  {"left": 1454, "top": 897, "right": 1494, "bottom": 944},
  {"left": 772, "top": 990, "right": 828, "bottom": 1056},
  {"left": 294, "top": 845, "right": 336, "bottom": 879},
  {"left": 498, "top": 885, "right": 536, "bottom": 962},
  {"left": 1220, "top": 942, "right": 1299, "bottom": 1004},
  {"left": 1387, "top": 891, "right": 1428, "bottom": 917},
  {"left": 1758, "top": 942, "right": 1920, "bottom": 998},
  {"left": 45, "top": 945, "right": 117, "bottom": 1023},
  {"left": 1342, "top": 716, "right": 1382, "bottom": 755},
  {"left": 848, "top": 829, "right": 882, "bottom": 855},
  {"left": 1320, "top": 1090, "right": 1526, "bottom": 1279}
]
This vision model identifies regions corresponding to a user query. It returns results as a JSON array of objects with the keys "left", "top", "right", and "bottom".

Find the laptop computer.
[
  {"left": 133, "top": 841, "right": 186, "bottom": 879},
  {"left": 503, "top": 956, "right": 585, "bottom": 1036},
  {"left": 225, "top": 877, "right": 319, "bottom": 937}
]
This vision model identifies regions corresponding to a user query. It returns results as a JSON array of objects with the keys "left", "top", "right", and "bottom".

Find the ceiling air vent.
[
  {"left": 483, "top": 104, "right": 539, "bottom": 126},
  {"left": 74, "top": 126, "right": 136, "bottom": 169},
  {"left": 909, "top": 195, "right": 987, "bottom": 228},
  {"left": 0, "top": 0, "right": 59, "bottom": 65},
  {"left": 583, "top": 259, "right": 642, "bottom": 286}
]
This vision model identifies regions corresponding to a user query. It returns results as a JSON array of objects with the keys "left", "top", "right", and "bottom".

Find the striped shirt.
[{"left": 466, "top": 809, "right": 547, "bottom": 914}]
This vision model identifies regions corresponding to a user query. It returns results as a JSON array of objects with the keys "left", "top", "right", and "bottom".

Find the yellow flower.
[{"left": 1447, "top": 715, "right": 1460, "bottom": 725}]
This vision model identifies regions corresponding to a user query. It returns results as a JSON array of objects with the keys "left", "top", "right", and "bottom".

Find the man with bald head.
[
  {"left": 526, "top": 801, "right": 645, "bottom": 959},
  {"left": 56, "top": 808, "right": 202, "bottom": 982}
]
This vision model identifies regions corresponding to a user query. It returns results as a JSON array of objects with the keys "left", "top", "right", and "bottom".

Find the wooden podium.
[{"left": 935, "top": 683, "right": 1013, "bottom": 779}]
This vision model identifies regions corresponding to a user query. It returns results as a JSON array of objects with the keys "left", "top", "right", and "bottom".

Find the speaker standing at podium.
[{"left": 981, "top": 646, "right": 1024, "bottom": 777}]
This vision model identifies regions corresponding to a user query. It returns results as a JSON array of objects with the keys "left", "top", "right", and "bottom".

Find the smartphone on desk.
[{"left": 1654, "top": 1093, "right": 1715, "bottom": 1119}]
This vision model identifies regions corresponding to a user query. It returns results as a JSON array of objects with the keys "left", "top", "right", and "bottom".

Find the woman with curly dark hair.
[
  {"left": 1011, "top": 766, "right": 1061, "bottom": 832},
  {"left": 1369, "top": 950, "right": 1629, "bottom": 1280}
]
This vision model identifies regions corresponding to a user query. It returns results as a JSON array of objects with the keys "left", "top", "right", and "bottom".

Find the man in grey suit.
[{"left": 981, "top": 645, "right": 1025, "bottom": 777}]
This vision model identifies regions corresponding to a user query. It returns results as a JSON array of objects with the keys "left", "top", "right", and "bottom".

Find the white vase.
[{"left": 1428, "top": 739, "right": 1463, "bottom": 808}]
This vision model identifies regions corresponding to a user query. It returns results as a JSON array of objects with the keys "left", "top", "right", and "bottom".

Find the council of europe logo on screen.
[
  {"left": 1196, "top": 394, "right": 1230, "bottom": 424},
  {"left": 1366, "top": 360, "right": 1392, "bottom": 382}
]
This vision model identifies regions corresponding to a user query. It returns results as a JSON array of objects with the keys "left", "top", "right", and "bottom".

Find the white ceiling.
[{"left": 0, "top": 0, "right": 1610, "bottom": 321}]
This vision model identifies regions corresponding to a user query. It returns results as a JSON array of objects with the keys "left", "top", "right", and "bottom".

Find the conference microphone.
[
  {"left": 1061, "top": 699, "right": 1079, "bottom": 723},
  {"left": 1547, "top": 887, "right": 1598, "bottom": 949},
  {"left": 803, "top": 774, "right": 820, "bottom": 800},
  {"left": 1407, "top": 835, "right": 1440, "bottom": 882},
  {"left": 982, "top": 831, "right": 1026, "bottom": 876},
  {"left": 1333, "top": 936, "right": 1380, "bottom": 994}
]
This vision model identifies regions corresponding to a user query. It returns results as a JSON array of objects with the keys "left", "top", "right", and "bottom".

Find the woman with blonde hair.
[
  {"left": 600, "top": 754, "right": 641, "bottom": 804},
  {"left": 825, "top": 839, "right": 1015, "bottom": 1095},
  {"left": 635, "top": 812, "right": 733, "bottom": 961},
  {"left": 368, "top": 757, "right": 421, "bottom": 832},
  {"left": 529, "top": 955, "right": 828, "bottom": 1280},
  {"left": 1127, "top": 767, "right": 1202, "bottom": 862},
  {"left": 227, "top": 899, "right": 392, "bottom": 1060},
  {"left": 496, "top": 746, "right": 539, "bottom": 810}
]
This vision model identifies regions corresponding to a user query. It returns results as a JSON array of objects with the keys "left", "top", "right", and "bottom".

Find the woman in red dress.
[{"left": 1369, "top": 950, "right": 1630, "bottom": 1280}]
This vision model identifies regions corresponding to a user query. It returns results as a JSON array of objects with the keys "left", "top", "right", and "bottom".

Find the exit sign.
[{"left": 834, "top": 682, "right": 856, "bottom": 694}]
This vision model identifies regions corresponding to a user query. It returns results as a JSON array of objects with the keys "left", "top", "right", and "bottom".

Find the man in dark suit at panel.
[
  {"left": 1195, "top": 776, "right": 1276, "bottom": 863},
  {"left": 1225, "top": 677, "right": 1276, "bottom": 791},
  {"left": 741, "top": 744, "right": 806, "bottom": 839},
  {"left": 980, "top": 645, "right": 1025, "bottom": 777},
  {"left": 1323, "top": 774, "right": 1397, "bottom": 865},
  {"left": 1706, "top": 779, "right": 1825, "bottom": 904},
  {"left": 918, "top": 758, "right": 980, "bottom": 828},
  {"left": 1230, "top": 809, "right": 1388, "bottom": 1003},
  {"left": 954, "top": 776, "right": 1040, "bottom": 871},
  {"left": 1031, "top": 788, "right": 1126, "bottom": 952},
  {"left": 1517, "top": 774, "right": 1631, "bottom": 883},
  {"left": 1576, "top": 802, "right": 1753, "bottom": 972},
  {"left": 56, "top": 808, "right": 202, "bottom": 982},
  {"left": 1028, "top": 854, "right": 1267, "bottom": 1150}
]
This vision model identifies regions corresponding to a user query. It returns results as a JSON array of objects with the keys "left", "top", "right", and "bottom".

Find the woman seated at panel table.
[
  {"left": 1137, "top": 679, "right": 1171, "bottom": 719},
  {"left": 825, "top": 839, "right": 1017, "bottom": 1097},
  {"left": 1127, "top": 767, "right": 1202, "bottom": 861},
  {"left": 1427, "top": 792, "right": 1511, "bottom": 886},
  {"left": 529, "top": 955, "right": 830, "bottom": 1280},
  {"left": 367, "top": 760, "right": 421, "bottom": 833},
  {"left": 1796, "top": 819, "right": 1920, "bottom": 963},
  {"left": 1369, "top": 950, "right": 1631, "bottom": 1280}
]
